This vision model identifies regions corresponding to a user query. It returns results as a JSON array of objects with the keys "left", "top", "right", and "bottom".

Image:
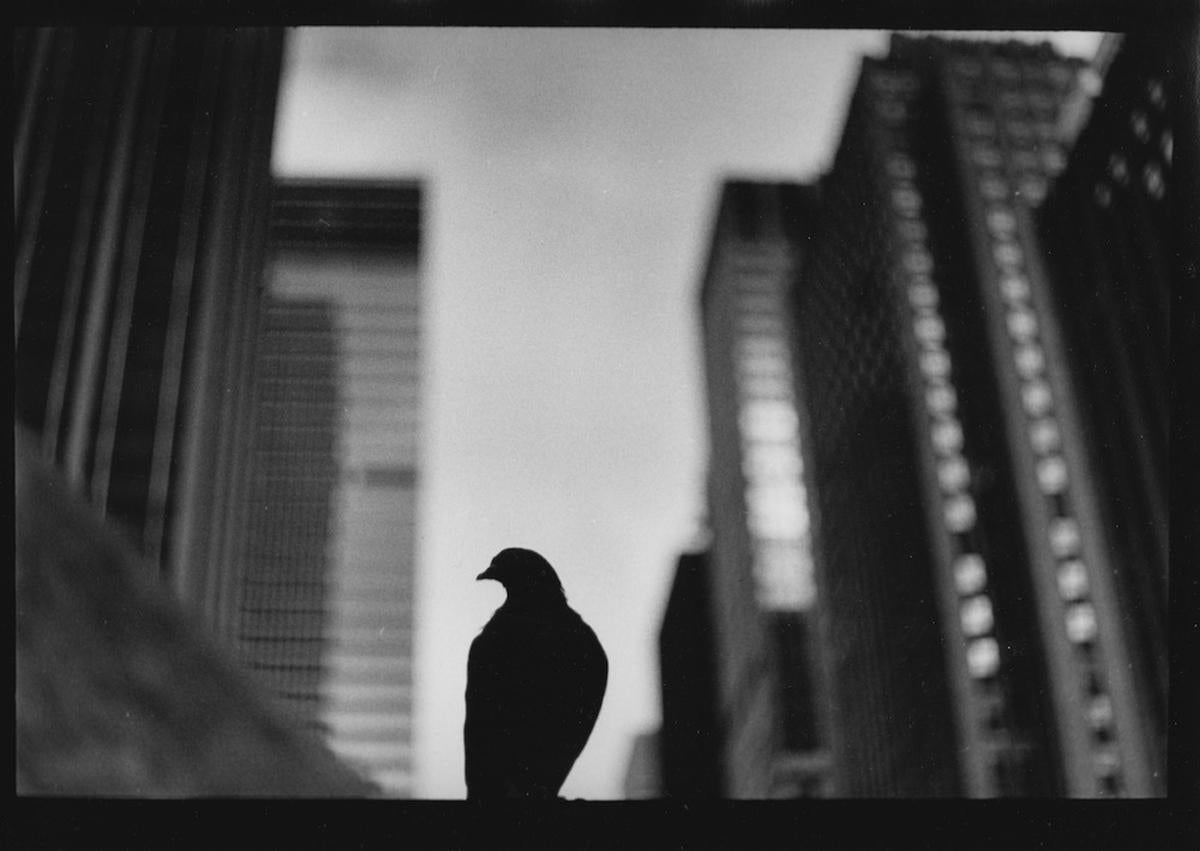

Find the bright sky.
[{"left": 271, "top": 27, "right": 1103, "bottom": 799}]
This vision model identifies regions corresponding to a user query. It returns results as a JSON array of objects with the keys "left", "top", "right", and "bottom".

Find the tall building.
[
  {"left": 13, "top": 27, "right": 284, "bottom": 628},
  {"left": 788, "top": 34, "right": 1164, "bottom": 797},
  {"left": 622, "top": 731, "right": 663, "bottom": 799},
  {"left": 698, "top": 181, "right": 831, "bottom": 798},
  {"left": 232, "top": 179, "right": 423, "bottom": 796},
  {"left": 658, "top": 550, "right": 723, "bottom": 798},
  {"left": 236, "top": 297, "right": 342, "bottom": 736},
  {"left": 1037, "top": 32, "right": 1172, "bottom": 788}
]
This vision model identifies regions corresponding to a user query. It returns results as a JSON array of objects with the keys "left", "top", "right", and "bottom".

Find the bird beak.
[{"left": 476, "top": 567, "right": 494, "bottom": 582}]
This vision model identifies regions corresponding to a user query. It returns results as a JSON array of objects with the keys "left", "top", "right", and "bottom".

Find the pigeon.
[{"left": 465, "top": 548, "right": 608, "bottom": 800}]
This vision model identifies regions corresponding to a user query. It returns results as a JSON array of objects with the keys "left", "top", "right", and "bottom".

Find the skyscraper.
[
  {"left": 13, "top": 27, "right": 284, "bottom": 628},
  {"left": 658, "top": 550, "right": 723, "bottom": 798},
  {"left": 1037, "top": 32, "right": 1172, "bottom": 788},
  {"left": 233, "top": 179, "right": 423, "bottom": 796},
  {"left": 698, "top": 181, "right": 831, "bottom": 798},
  {"left": 788, "top": 34, "right": 1164, "bottom": 797}
]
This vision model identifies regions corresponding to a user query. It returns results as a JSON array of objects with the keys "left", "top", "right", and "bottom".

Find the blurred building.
[
  {"left": 233, "top": 179, "right": 423, "bottom": 796},
  {"left": 1037, "top": 32, "right": 1172, "bottom": 788},
  {"left": 622, "top": 730, "right": 663, "bottom": 799},
  {"left": 786, "top": 34, "right": 1165, "bottom": 796},
  {"left": 658, "top": 550, "right": 723, "bottom": 798},
  {"left": 13, "top": 27, "right": 284, "bottom": 620},
  {"left": 698, "top": 181, "right": 832, "bottom": 798}
]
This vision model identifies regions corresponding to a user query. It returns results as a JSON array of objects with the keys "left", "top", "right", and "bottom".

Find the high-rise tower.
[
  {"left": 234, "top": 179, "right": 423, "bottom": 796},
  {"left": 790, "top": 34, "right": 1164, "bottom": 797}
]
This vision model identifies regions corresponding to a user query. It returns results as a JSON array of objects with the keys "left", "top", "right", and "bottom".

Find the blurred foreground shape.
[{"left": 15, "top": 428, "right": 378, "bottom": 796}]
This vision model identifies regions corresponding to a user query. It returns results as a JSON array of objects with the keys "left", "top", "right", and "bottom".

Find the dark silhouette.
[{"left": 465, "top": 548, "right": 608, "bottom": 799}]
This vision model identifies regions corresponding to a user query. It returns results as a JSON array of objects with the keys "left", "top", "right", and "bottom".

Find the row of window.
[
  {"left": 731, "top": 255, "right": 816, "bottom": 611},
  {"left": 878, "top": 108, "right": 1005, "bottom": 705},
  {"left": 970, "top": 135, "right": 1126, "bottom": 795}
]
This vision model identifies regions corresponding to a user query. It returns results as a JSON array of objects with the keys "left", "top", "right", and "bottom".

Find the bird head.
[{"left": 477, "top": 548, "right": 566, "bottom": 605}]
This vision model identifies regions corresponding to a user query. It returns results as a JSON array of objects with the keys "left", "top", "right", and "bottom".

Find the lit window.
[
  {"left": 1108, "top": 154, "right": 1129, "bottom": 185},
  {"left": 1042, "top": 147, "right": 1066, "bottom": 172},
  {"left": 986, "top": 208, "right": 1017, "bottom": 237},
  {"left": 1147, "top": 78, "right": 1166, "bottom": 109},
  {"left": 1021, "top": 379, "right": 1054, "bottom": 417},
  {"left": 1144, "top": 163, "right": 1165, "bottom": 200},
  {"left": 739, "top": 399, "right": 799, "bottom": 443},
  {"left": 1131, "top": 110, "right": 1150, "bottom": 142},
  {"left": 1057, "top": 559, "right": 1089, "bottom": 601},
  {"left": 1094, "top": 182, "right": 1113, "bottom": 208},
  {"left": 892, "top": 187, "right": 923, "bottom": 215},
  {"left": 1080, "top": 68, "right": 1103, "bottom": 97},
  {"left": 999, "top": 272, "right": 1032, "bottom": 302},
  {"left": 1049, "top": 517, "right": 1082, "bottom": 558},
  {"left": 953, "top": 553, "right": 987, "bottom": 595},
  {"left": 746, "top": 484, "right": 810, "bottom": 540},
  {"left": 920, "top": 348, "right": 952, "bottom": 381},
  {"left": 980, "top": 176, "right": 1009, "bottom": 200},
  {"left": 966, "top": 637, "right": 1000, "bottom": 678},
  {"left": 931, "top": 418, "right": 964, "bottom": 455},
  {"left": 945, "top": 493, "right": 977, "bottom": 532},
  {"left": 914, "top": 314, "right": 947, "bottom": 346},
  {"left": 1006, "top": 307, "right": 1038, "bottom": 342},
  {"left": 1014, "top": 344, "right": 1046, "bottom": 378},
  {"left": 937, "top": 455, "right": 970, "bottom": 493},
  {"left": 1065, "top": 601, "right": 1098, "bottom": 644},
  {"left": 1087, "top": 694, "right": 1114, "bottom": 729},
  {"left": 993, "top": 241, "right": 1024, "bottom": 269},
  {"left": 961, "top": 595, "right": 994, "bottom": 637},
  {"left": 1036, "top": 456, "right": 1068, "bottom": 493},
  {"left": 742, "top": 442, "right": 803, "bottom": 481},
  {"left": 1029, "top": 418, "right": 1061, "bottom": 454},
  {"left": 887, "top": 153, "right": 917, "bottom": 179},
  {"left": 897, "top": 219, "right": 928, "bottom": 242},
  {"left": 904, "top": 248, "right": 934, "bottom": 275},
  {"left": 1162, "top": 130, "right": 1173, "bottom": 164},
  {"left": 907, "top": 280, "right": 939, "bottom": 310},
  {"left": 926, "top": 384, "right": 958, "bottom": 416}
]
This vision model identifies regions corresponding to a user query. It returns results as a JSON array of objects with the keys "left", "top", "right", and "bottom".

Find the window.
[
  {"left": 953, "top": 553, "right": 987, "bottom": 595},
  {"left": 1013, "top": 344, "right": 1046, "bottom": 378},
  {"left": 931, "top": 418, "right": 965, "bottom": 455},
  {"left": 1036, "top": 455, "right": 1068, "bottom": 493},
  {"left": 961, "top": 595, "right": 994, "bottom": 637},
  {"left": 1056, "top": 559, "right": 1089, "bottom": 601},
  {"left": 944, "top": 493, "right": 977, "bottom": 532},
  {"left": 907, "top": 280, "right": 939, "bottom": 310},
  {"left": 1065, "top": 602, "right": 1098, "bottom": 644},
  {"left": 1006, "top": 306, "right": 1038, "bottom": 342},
  {"left": 1049, "top": 517, "right": 1082, "bottom": 558},
  {"left": 998, "top": 272, "right": 1031, "bottom": 303},
  {"left": 1020, "top": 379, "right": 1054, "bottom": 417},
  {"left": 926, "top": 383, "right": 958, "bottom": 416},
  {"left": 966, "top": 637, "right": 1000, "bottom": 678},
  {"left": 937, "top": 455, "right": 970, "bottom": 493},
  {"left": 1029, "top": 418, "right": 1061, "bottom": 454}
]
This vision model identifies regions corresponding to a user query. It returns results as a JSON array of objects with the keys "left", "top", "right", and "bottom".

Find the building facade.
[
  {"left": 13, "top": 27, "right": 284, "bottom": 629},
  {"left": 1037, "top": 32, "right": 1173, "bottom": 788},
  {"left": 789, "top": 34, "right": 1164, "bottom": 797},
  {"left": 232, "top": 179, "right": 423, "bottom": 796},
  {"left": 698, "top": 181, "right": 831, "bottom": 798}
]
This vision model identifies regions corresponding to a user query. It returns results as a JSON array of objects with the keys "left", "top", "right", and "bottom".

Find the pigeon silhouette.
[{"left": 465, "top": 548, "right": 608, "bottom": 800}]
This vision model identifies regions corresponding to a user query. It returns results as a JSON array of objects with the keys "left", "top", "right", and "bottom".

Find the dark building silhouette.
[
  {"left": 786, "top": 34, "right": 1164, "bottom": 796},
  {"left": 622, "top": 730, "right": 663, "bottom": 799},
  {"left": 236, "top": 179, "right": 424, "bottom": 796},
  {"left": 698, "top": 181, "right": 832, "bottom": 797},
  {"left": 1037, "top": 32, "right": 1172, "bottom": 787},
  {"left": 658, "top": 551, "right": 723, "bottom": 798},
  {"left": 13, "top": 28, "right": 284, "bottom": 629}
]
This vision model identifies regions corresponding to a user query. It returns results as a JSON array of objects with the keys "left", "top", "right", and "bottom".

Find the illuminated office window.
[
  {"left": 937, "top": 455, "right": 970, "bottom": 493},
  {"left": 953, "top": 554, "right": 988, "bottom": 596},
  {"left": 1056, "top": 559, "right": 1090, "bottom": 601},
  {"left": 945, "top": 493, "right": 977, "bottom": 532},
  {"left": 1036, "top": 456, "right": 1069, "bottom": 493},
  {"left": 1013, "top": 344, "right": 1046, "bottom": 378},
  {"left": 1006, "top": 306, "right": 1038, "bottom": 342},
  {"left": 931, "top": 418, "right": 965, "bottom": 455},
  {"left": 961, "top": 595, "right": 995, "bottom": 637},
  {"left": 999, "top": 272, "right": 1032, "bottom": 303},
  {"left": 926, "top": 383, "right": 958, "bottom": 416},
  {"left": 1049, "top": 517, "right": 1082, "bottom": 558},
  {"left": 1065, "top": 602, "right": 1098, "bottom": 644},
  {"left": 1020, "top": 379, "right": 1054, "bottom": 417},
  {"left": 1029, "top": 418, "right": 1062, "bottom": 454},
  {"left": 966, "top": 637, "right": 1000, "bottom": 679}
]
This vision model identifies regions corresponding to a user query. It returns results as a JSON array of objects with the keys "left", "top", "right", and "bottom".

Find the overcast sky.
[{"left": 271, "top": 27, "right": 1103, "bottom": 799}]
